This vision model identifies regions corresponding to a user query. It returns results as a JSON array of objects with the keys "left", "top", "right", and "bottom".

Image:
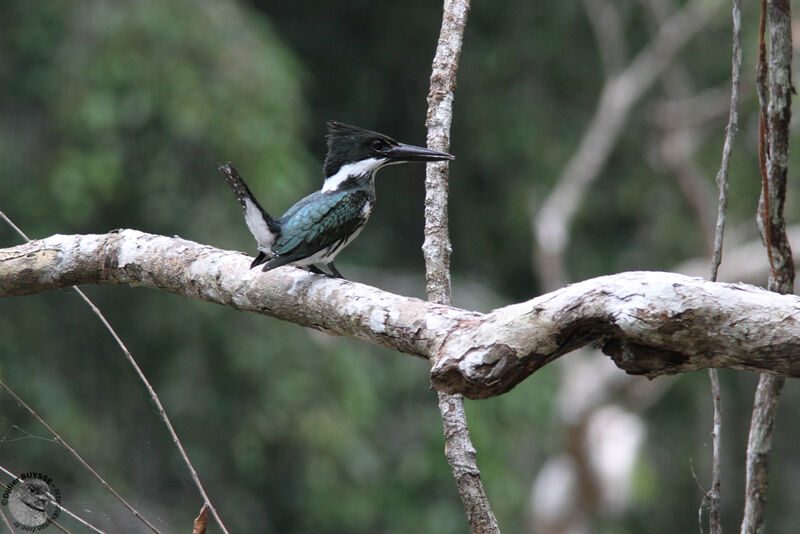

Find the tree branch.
[
  {"left": 705, "top": 1, "right": 742, "bottom": 530},
  {"left": 424, "top": 0, "right": 466, "bottom": 305},
  {"left": 4, "top": 232, "right": 800, "bottom": 400},
  {"left": 425, "top": 1, "right": 500, "bottom": 532},
  {"left": 0, "top": 230, "right": 464, "bottom": 357},
  {"left": 761, "top": 0, "right": 794, "bottom": 293},
  {"left": 742, "top": 1, "right": 794, "bottom": 532}
]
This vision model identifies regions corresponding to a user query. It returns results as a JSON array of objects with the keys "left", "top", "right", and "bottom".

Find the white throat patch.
[{"left": 322, "top": 158, "right": 385, "bottom": 192}]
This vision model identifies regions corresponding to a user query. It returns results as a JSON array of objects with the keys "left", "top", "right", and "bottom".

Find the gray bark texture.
[
  {"left": 424, "top": 1, "right": 499, "bottom": 532},
  {"left": 741, "top": 1, "right": 794, "bottom": 532},
  {"left": 4, "top": 231, "right": 800, "bottom": 400}
]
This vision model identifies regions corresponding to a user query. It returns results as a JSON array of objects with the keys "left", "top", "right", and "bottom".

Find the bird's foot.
[
  {"left": 326, "top": 262, "right": 345, "bottom": 279},
  {"left": 305, "top": 264, "right": 345, "bottom": 279},
  {"left": 307, "top": 265, "right": 329, "bottom": 276}
]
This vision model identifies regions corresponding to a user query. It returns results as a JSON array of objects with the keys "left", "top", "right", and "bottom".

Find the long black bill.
[{"left": 387, "top": 142, "right": 455, "bottom": 163}]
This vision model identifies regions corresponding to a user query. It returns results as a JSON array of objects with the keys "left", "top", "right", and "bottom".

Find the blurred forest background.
[{"left": 2, "top": 0, "right": 800, "bottom": 532}]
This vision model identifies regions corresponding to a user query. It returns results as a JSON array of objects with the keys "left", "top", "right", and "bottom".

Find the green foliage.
[{"left": 1, "top": 0, "right": 311, "bottom": 241}]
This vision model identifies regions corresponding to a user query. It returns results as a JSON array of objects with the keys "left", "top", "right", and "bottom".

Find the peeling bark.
[
  {"left": 742, "top": 1, "right": 794, "bottom": 532},
  {"left": 3, "top": 231, "right": 800, "bottom": 399}
]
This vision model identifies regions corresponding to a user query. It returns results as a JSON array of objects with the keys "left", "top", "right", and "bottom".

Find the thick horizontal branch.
[
  {"left": 0, "top": 230, "right": 467, "bottom": 358},
  {"left": 3, "top": 231, "right": 800, "bottom": 398}
]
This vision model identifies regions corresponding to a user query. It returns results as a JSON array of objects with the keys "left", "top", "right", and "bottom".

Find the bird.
[
  {"left": 220, "top": 121, "right": 454, "bottom": 279},
  {"left": 7, "top": 479, "right": 51, "bottom": 527}
]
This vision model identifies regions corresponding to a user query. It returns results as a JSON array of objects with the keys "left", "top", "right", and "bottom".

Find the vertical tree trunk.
[
  {"left": 741, "top": 1, "right": 793, "bottom": 532},
  {"left": 424, "top": 1, "right": 500, "bottom": 532}
]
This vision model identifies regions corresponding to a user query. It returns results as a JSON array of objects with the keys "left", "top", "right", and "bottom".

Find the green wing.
[{"left": 270, "top": 188, "right": 372, "bottom": 263}]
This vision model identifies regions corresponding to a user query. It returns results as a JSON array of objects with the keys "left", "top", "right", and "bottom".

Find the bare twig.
[
  {"left": 0, "top": 379, "right": 159, "bottom": 533},
  {"left": 45, "top": 518, "right": 71, "bottom": 534},
  {"left": 690, "top": 458, "right": 709, "bottom": 534},
  {"left": 425, "top": 1, "right": 499, "bottom": 532},
  {"left": 47, "top": 496, "right": 106, "bottom": 534},
  {"left": 0, "top": 507, "right": 15, "bottom": 533},
  {"left": 676, "top": 224, "right": 800, "bottom": 282},
  {"left": 707, "top": 370, "right": 722, "bottom": 534},
  {"left": 68, "top": 289, "right": 229, "bottom": 534},
  {"left": 0, "top": 212, "right": 29, "bottom": 242},
  {"left": 710, "top": 0, "right": 742, "bottom": 283},
  {"left": 0, "top": 211, "right": 228, "bottom": 534},
  {"left": 704, "top": 2, "right": 743, "bottom": 532},
  {"left": 710, "top": 0, "right": 742, "bottom": 282},
  {"left": 0, "top": 212, "right": 162, "bottom": 534},
  {"left": 742, "top": 1, "right": 794, "bottom": 532}
]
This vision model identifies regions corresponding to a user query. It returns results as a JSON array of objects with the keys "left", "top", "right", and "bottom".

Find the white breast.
[{"left": 293, "top": 223, "right": 367, "bottom": 267}]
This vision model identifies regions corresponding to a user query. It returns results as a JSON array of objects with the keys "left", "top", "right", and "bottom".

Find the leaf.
[{"left": 192, "top": 504, "right": 208, "bottom": 534}]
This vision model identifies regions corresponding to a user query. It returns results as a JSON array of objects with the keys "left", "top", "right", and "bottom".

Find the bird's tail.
[{"left": 219, "top": 163, "right": 280, "bottom": 266}]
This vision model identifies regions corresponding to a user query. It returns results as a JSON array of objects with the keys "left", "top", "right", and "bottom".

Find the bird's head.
[{"left": 322, "top": 121, "right": 454, "bottom": 180}]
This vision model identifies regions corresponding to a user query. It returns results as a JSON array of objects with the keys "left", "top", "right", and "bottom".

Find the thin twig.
[
  {"left": 424, "top": 1, "right": 499, "bottom": 532},
  {"left": 704, "top": 1, "right": 742, "bottom": 532},
  {"left": 0, "top": 379, "right": 159, "bottom": 533},
  {"left": 45, "top": 518, "right": 71, "bottom": 534},
  {"left": 0, "top": 506, "right": 15, "bottom": 534},
  {"left": 0, "top": 212, "right": 29, "bottom": 241},
  {"left": 47, "top": 496, "right": 105, "bottom": 534},
  {"left": 707, "top": 370, "right": 722, "bottom": 534},
  {"left": 0, "top": 210, "right": 229, "bottom": 534},
  {"left": 0, "top": 213, "right": 162, "bottom": 533},
  {"left": 709, "top": 0, "right": 741, "bottom": 283},
  {"left": 0, "top": 468, "right": 18, "bottom": 534},
  {"left": 689, "top": 458, "right": 708, "bottom": 534},
  {"left": 69, "top": 289, "right": 230, "bottom": 534}
]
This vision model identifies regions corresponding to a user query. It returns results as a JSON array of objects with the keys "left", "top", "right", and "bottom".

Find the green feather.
[{"left": 271, "top": 188, "right": 374, "bottom": 261}]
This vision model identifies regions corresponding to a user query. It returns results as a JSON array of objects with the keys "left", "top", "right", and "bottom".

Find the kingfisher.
[{"left": 220, "top": 121, "right": 454, "bottom": 278}]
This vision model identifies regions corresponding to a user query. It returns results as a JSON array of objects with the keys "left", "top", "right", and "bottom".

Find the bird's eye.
[{"left": 371, "top": 139, "right": 387, "bottom": 151}]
